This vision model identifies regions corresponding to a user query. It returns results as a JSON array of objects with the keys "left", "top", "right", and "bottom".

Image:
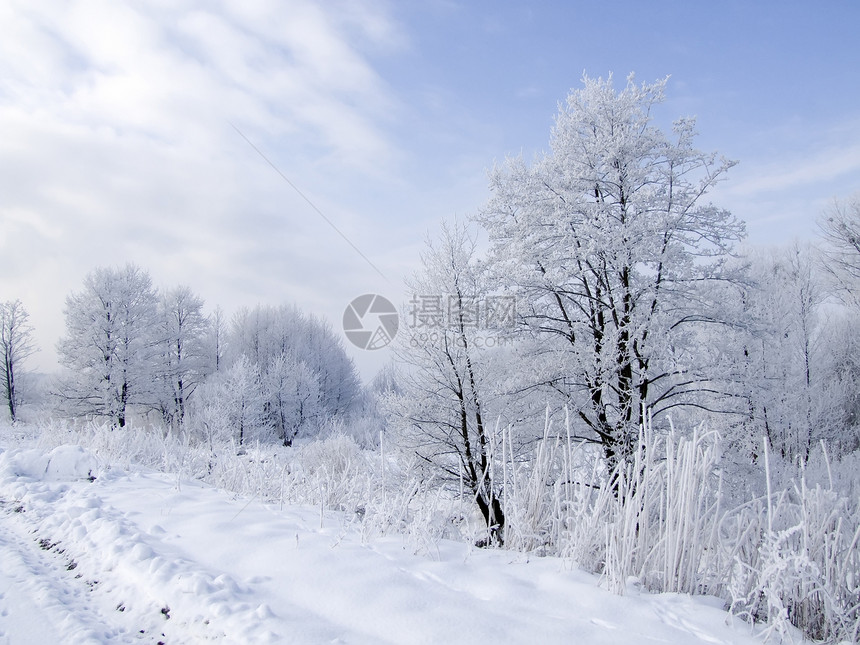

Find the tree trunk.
[
  {"left": 475, "top": 490, "right": 505, "bottom": 546},
  {"left": 5, "top": 352, "right": 15, "bottom": 422}
]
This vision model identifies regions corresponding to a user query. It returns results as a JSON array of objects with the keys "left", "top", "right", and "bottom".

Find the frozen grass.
[
  {"left": 32, "top": 414, "right": 860, "bottom": 643},
  {"left": 498, "top": 417, "right": 860, "bottom": 643},
  {"left": 36, "top": 418, "right": 479, "bottom": 552},
  {"left": 721, "top": 442, "right": 860, "bottom": 643},
  {"left": 499, "top": 414, "right": 724, "bottom": 596}
]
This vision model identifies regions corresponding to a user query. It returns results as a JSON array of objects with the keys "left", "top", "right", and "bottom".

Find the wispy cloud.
[
  {"left": 722, "top": 138, "right": 860, "bottom": 198},
  {"left": 702, "top": 116, "right": 860, "bottom": 243},
  {"left": 0, "top": 0, "right": 408, "bottom": 370}
]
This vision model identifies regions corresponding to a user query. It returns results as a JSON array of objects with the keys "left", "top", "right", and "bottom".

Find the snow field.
[{"left": 0, "top": 440, "right": 775, "bottom": 645}]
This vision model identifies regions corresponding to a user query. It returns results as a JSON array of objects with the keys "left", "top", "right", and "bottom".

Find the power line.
[{"left": 230, "top": 122, "right": 388, "bottom": 282}]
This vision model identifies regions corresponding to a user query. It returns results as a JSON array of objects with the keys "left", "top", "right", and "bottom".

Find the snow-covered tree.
[
  {"left": 187, "top": 353, "right": 266, "bottom": 448},
  {"left": 56, "top": 264, "right": 160, "bottom": 427},
  {"left": 156, "top": 286, "right": 210, "bottom": 427},
  {"left": 388, "top": 221, "right": 508, "bottom": 541},
  {"left": 263, "top": 352, "right": 319, "bottom": 446},
  {"left": 812, "top": 194, "right": 860, "bottom": 454},
  {"left": 819, "top": 193, "right": 860, "bottom": 306},
  {"left": 223, "top": 354, "right": 266, "bottom": 447},
  {"left": 300, "top": 313, "right": 361, "bottom": 419},
  {"left": 478, "top": 74, "right": 744, "bottom": 470},
  {"left": 206, "top": 305, "right": 227, "bottom": 375},
  {"left": 815, "top": 315, "right": 860, "bottom": 454},
  {"left": 0, "top": 299, "right": 37, "bottom": 422},
  {"left": 734, "top": 244, "right": 826, "bottom": 463},
  {"left": 228, "top": 304, "right": 360, "bottom": 424}
]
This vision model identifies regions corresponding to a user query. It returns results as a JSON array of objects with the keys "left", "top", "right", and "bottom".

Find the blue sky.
[{"left": 2, "top": 0, "right": 859, "bottom": 379}]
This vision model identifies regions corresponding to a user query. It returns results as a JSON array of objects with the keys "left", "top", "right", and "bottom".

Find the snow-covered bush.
[
  {"left": 291, "top": 433, "right": 369, "bottom": 512},
  {"left": 599, "top": 420, "right": 723, "bottom": 596},
  {"left": 724, "top": 445, "right": 860, "bottom": 643}
]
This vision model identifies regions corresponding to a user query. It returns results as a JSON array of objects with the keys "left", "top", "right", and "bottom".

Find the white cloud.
[
  {"left": 722, "top": 141, "right": 860, "bottom": 199},
  {"left": 0, "top": 0, "right": 411, "bottom": 373},
  {"left": 705, "top": 117, "right": 860, "bottom": 245}
]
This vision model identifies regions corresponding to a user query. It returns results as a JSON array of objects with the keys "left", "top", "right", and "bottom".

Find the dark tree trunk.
[
  {"left": 5, "top": 353, "right": 15, "bottom": 422},
  {"left": 475, "top": 490, "right": 505, "bottom": 546}
]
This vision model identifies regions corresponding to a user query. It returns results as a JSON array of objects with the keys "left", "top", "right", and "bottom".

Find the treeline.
[{"left": 47, "top": 264, "right": 361, "bottom": 446}]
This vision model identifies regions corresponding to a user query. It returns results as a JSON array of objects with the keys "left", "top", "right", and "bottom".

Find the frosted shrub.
[
  {"left": 300, "top": 433, "right": 363, "bottom": 477},
  {"left": 294, "top": 434, "right": 368, "bottom": 511},
  {"left": 501, "top": 415, "right": 609, "bottom": 562},
  {"left": 38, "top": 417, "right": 208, "bottom": 477},
  {"left": 588, "top": 420, "right": 722, "bottom": 596},
  {"left": 204, "top": 444, "right": 288, "bottom": 500},
  {"left": 498, "top": 420, "right": 561, "bottom": 553},
  {"left": 725, "top": 450, "right": 860, "bottom": 643}
]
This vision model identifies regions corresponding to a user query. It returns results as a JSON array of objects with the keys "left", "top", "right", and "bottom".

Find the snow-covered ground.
[{"left": 0, "top": 435, "right": 773, "bottom": 644}]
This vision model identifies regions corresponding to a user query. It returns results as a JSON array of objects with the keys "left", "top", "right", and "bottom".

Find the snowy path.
[
  {"left": 0, "top": 444, "right": 770, "bottom": 644},
  {"left": 0, "top": 507, "right": 113, "bottom": 644}
]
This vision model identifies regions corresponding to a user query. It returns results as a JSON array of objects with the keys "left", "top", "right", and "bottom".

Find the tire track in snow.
[
  {"left": 1, "top": 463, "right": 355, "bottom": 644},
  {"left": 0, "top": 501, "right": 142, "bottom": 644},
  {"left": 0, "top": 483, "right": 283, "bottom": 644}
]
